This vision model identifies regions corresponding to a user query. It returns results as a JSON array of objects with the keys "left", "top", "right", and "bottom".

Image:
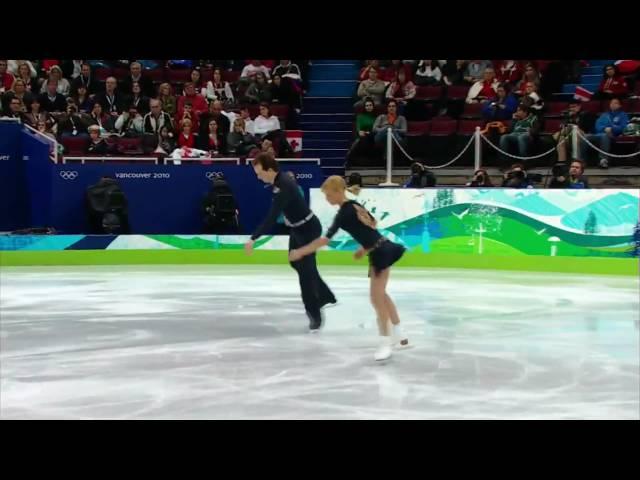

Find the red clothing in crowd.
[
  {"left": 479, "top": 81, "right": 497, "bottom": 99},
  {"left": 599, "top": 75, "right": 629, "bottom": 96},
  {"left": 177, "top": 132, "right": 196, "bottom": 149},
  {"left": 176, "top": 93, "right": 208, "bottom": 117},
  {"left": 381, "top": 63, "right": 413, "bottom": 83},
  {"left": 175, "top": 112, "right": 200, "bottom": 133},
  {"left": 0, "top": 71, "right": 15, "bottom": 91},
  {"left": 495, "top": 60, "right": 523, "bottom": 84},
  {"left": 41, "top": 60, "right": 60, "bottom": 72}
]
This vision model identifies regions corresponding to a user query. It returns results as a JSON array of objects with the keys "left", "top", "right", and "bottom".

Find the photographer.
[
  {"left": 553, "top": 99, "right": 596, "bottom": 163},
  {"left": 501, "top": 163, "right": 534, "bottom": 189},
  {"left": 115, "top": 104, "right": 145, "bottom": 137},
  {"left": 57, "top": 103, "right": 88, "bottom": 139},
  {"left": 85, "top": 176, "right": 130, "bottom": 234},
  {"left": 466, "top": 168, "right": 494, "bottom": 187},
  {"left": 548, "top": 160, "right": 589, "bottom": 189},
  {"left": 201, "top": 175, "right": 239, "bottom": 234},
  {"left": 404, "top": 162, "right": 436, "bottom": 188}
]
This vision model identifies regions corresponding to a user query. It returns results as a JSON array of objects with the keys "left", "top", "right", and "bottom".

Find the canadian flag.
[
  {"left": 574, "top": 86, "right": 593, "bottom": 102},
  {"left": 285, "top": 130, "right": 303, "bottom": 157}
]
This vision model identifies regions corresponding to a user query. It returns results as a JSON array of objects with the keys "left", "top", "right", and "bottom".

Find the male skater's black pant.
[{"left": 289, "top": 215, "right": 336, "bottom": 323}]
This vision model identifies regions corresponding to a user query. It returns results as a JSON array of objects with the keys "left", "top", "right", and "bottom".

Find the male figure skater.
[{"left": 244, "top": 153, "right": 337, "bottom": 331}]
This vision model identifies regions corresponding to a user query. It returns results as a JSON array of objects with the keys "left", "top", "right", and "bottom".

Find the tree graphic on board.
[
  {"left": 584, "top": 210, "right": 599, "bottom": 234},
  {"left": 632, "top": 221, "right": 640, "bottom": 257},
  {"left": 433, "top": 189, "right": 456, "bottom": 210},
  {"left": 464, "top": 204, "right": 503, "bottom": 255}
]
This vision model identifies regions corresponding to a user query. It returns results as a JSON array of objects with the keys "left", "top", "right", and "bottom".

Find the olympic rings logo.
[
  {"left": 205, "top": 172, "right": 223, "bottom": 180},
  {"left": 59, "top": 171, "right": 79, "bottom": 180}
]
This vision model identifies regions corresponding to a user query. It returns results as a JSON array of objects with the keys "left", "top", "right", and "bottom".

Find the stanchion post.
[
  {"left": 474, "top": 127, "right": 482, "bottom": 172},
  {"left": 379, "top": 127, "right": 398, "bottom": 187},
  {"left": 572, "top": 124, "right": 578, "bottom": 161}
]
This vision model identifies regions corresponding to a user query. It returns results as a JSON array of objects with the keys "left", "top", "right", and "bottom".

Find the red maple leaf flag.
[{"left": 285, "top": 130, "right": 303, "bottom": 157}]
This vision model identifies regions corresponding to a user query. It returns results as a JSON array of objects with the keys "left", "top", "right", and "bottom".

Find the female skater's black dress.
[{"left": 325, "top": 200, "right": 405, "bottom": 276}]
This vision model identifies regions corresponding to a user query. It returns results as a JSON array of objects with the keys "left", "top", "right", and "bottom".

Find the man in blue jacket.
[{"left": 580, "top": 97, "right": 629, "bottom": 169}]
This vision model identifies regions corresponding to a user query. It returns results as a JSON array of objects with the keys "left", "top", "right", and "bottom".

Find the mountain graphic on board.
[{"left": 561, "top": 192, "right": 639, "bottom": 229}]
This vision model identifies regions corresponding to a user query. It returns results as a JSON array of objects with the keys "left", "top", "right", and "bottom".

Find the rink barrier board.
[{"left": 1, "top": 250, "right": 637, "bottom": 276}]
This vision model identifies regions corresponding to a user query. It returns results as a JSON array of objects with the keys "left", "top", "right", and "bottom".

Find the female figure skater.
[
  {"left": 289, "top": 175, "right": 408, "bottom": 361},
  {"left": 244, "top": 153, "right": 337, "bottom": 331}
]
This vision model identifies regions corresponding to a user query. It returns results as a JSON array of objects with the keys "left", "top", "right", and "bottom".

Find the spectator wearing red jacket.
[
  {"left": 495, "top": 60, "right": 523, "bottom": 86},
  {"left": 177, "top": 118, "right": 196, "bottom": 149},
  {"left": 175, "top": 100, "right": 199, "bottom": 133},
  {"left": 0, "top": 60, "right": 16, "bottom": 94},
  {"left": 177, "top": 82, "right": 209, "bottom": 118},
  {"left": 381, "top": 60, "right": 412, "bottom": 82},
  {"left": 596, "top": 64, "right": 629, "bottom": 100}
]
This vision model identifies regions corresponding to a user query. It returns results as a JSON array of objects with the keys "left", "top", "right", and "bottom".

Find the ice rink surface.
[{"left": 1, "top": 264, "right": 638, "bottom": 419}]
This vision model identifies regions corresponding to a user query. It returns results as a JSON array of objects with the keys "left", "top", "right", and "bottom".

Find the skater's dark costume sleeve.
[
  {"left": 325, "top": 200, "right": 382, "bottom": 249},
  {"left": 251, "top": 172, "right": 311, "bottom": 241}
]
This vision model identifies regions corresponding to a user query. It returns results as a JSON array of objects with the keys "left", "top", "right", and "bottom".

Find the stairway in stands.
[
  {"left": 561, "top": 59, "right": 616, "bottom": 96},
  {"left": 301, "top": 60, "right": 360, "bottom": 177}
]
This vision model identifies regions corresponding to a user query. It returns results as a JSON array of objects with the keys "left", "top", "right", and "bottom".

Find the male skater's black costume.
[{"left": 251, "top": 172, "right": 336, "bottom": 330}]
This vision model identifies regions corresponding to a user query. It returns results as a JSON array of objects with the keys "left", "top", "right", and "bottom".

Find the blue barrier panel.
[
  {"left": 49, "top": 163, "right": 323, "bottom": 234},
  {"left": 0, "top": 122, "right": 27, "bottom": 230},
  {"left": 22, "top": 129, "right": 52, "bottom": 229}
]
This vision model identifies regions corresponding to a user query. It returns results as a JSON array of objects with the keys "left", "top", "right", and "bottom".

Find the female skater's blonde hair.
[{"left": 321, "top": 175, "right": 361, "bottom": 195}]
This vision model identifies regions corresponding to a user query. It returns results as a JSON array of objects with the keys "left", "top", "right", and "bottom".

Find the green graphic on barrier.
[
  {"left": 311, "top": 188, "right": 639, "bottom": 258},
  {"left": 1, "top": 190, "right": 638, "bottom": 261}
]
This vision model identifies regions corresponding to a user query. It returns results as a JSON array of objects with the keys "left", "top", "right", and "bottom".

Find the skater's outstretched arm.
[
  {"left": 245, "top": 186, "right": 289, "bottom": 255},
  {"left": 289, "top": 237, "right": 329, "bottom": 261}
]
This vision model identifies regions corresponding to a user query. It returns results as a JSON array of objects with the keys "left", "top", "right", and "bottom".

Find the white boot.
[
  {"left": 374, "top": 336, "right": 393, "bottom": 361},
  {"left": 392, "top": 323, "right": 409, "bottom": 348}
]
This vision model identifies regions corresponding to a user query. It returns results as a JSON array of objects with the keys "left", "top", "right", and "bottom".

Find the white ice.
[{"left": 0, "top": 265, "right": 638, "bottom": 419}]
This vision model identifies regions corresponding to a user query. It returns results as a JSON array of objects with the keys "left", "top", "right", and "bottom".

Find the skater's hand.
[
  {"left": 354, "top": 247, "right": 366, "bottom": 260},
  {"left": 289, "top": 249, "right": 303, "bottom": 262},
  {"left": 244, "top": 240, "right": 255, "bottom": 255}
]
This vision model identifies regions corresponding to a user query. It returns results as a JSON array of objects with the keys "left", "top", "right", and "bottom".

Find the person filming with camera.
[
  {"left": 501, "top": 163, "right": 534, "bottom": 189},
  {"left": 553, "top": 99, "right": 596, "bottom": 163},
  {"left": 465, "top": 168, "right": 494, "bottom": 187},
  {"left": 548, "top": 160, "right": 589, "bottom": 189},
  {"left": 404, "top": 162, "right": 436, "bottom": 188}
]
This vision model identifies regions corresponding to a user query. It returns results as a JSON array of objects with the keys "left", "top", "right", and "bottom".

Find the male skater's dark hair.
[{"left": 251, "top": 152, "right": 279, "bottom": 172}]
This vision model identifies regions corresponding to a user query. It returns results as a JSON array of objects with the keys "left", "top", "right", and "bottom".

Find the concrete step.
[
  {"left": 302, "top": 96, "right": 355, "bottom": 114},
  {"left": 310, "top": 65, "right": 360, "bottom": 81},
  {"left": 312, "top": 60, "right": 360, "bottom": 65},
  {"left": 304, "top": 139, "right": 352, "bottom": 149},
  {"left": 302, "top": 148, "right": 348, "bottom": 158},
  {"left": 301, "top": 113, "right": 354, "bottom": 123},
  {"left": 581, "top": 74, "right": 601, "bottom": 83},
  {"left": 304, "top": 130, "right": 353, "bottom": 141},
  {"left": 307, "top": 80, "right": 357, "bottom": 97},
  {"left": 581, "top": 66, "right": 603, "bottom": 76},
  {"left": 587, "top": 60, "right": 616, "bottom": 68},
  {"left": 562, "top": 83, "right": 600, "bottom": 94},
  {"left": 300, "top": 121, "right": 353, "bottom": 131}
]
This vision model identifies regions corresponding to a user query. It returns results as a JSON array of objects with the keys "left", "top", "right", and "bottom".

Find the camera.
[
  {"left": 552, "top": 162, "right": 569, "bottom": 178},
  {"left": 410, "top": 162, "right": 424, "bottom": 175},
  {"left": 507, "top": 169, "right": 525, "bottom": 180}
]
